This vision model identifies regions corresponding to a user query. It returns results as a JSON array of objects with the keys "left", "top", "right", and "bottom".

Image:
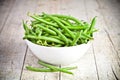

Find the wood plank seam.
[
  {"left": 20, "top": 46, "right": 28, "bottom": 80},
  {"left": 59, "top": 65, "right": 61, "bottom": 80},
  {"left": 44, "top": 75, "right": 46, "bottom": 80},
  {"left": 111, "top": 66, "right": 119, "bottom": 80},
  {"left": 92, "top": 44, "right": 100, "bottom": 80},
  {"left": 0, "top": 0, "right": 16, "bottom": 34},
  {"left": 94, "top": 0, "right": 120, "bottom": 79}
]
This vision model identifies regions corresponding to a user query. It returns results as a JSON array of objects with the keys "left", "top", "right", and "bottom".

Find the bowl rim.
[{"left": 25, "top": 39, "right": 93, "bottom": 49}]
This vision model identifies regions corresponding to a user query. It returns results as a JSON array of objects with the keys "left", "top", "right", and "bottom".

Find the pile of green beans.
[
  {"left": 23, "top": 12, "right": 97, "bottom": 47},
  {"left": 26, "top": 60, "right": 77, "bottom": 75}
]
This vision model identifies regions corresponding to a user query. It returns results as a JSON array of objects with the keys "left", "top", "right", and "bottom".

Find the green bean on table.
[
  {"left": 26, "top": 66, "right": 77, "bottom": 72},
  {"left": 38, "top": 61, "right": 73, "bottom": 75}
]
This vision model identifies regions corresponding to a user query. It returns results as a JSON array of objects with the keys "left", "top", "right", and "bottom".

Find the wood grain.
[
  {"left": 0, "top": 0, "right": 15, "bottom": 33},
  {"left": 0, "top": 0, "right": 36, "bottom": 80},
  {"left": 85, "top": 0, "right": 120, "bottom": 79}
]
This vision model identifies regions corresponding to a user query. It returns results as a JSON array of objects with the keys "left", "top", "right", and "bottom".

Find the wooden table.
[{"left": 0, "top": 0, "right": 120, "bottom": 80}]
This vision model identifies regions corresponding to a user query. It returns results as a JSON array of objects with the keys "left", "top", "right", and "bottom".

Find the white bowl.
[{"left": 25, "top": 40, "right": 92, "bottom": 65}]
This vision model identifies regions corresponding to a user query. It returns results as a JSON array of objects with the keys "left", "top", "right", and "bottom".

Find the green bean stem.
[
  {"left": 88, "top": 16, "right": 97, "bottom": 32},
  {"left": 26, "top": 66, "right": 55, "bottom": 72},
  {"left": 22, "top": 20, "right": 30, "bottom": 35},
  {"left": 24, "top": 35, "right": 64, "bottom": 44},
  {"left": 35, "top": 24, "right": 57, "bottom": 35}
]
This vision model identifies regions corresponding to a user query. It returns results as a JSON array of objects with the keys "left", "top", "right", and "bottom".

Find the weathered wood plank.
[
  {"left": 0, "top": 0, "right": 15, "bottom": 32},
  {"left": 0, "top": 0, "right": 37, "bottom": 80},
  {"left": 96, "top": 0, "right": 120, "bottom": 79},
  {"left": 85, "top": 0, "right": 120, "bottom": 79},
  {"left": 96, "top": 0, "right": 120, "bottom": 56}
]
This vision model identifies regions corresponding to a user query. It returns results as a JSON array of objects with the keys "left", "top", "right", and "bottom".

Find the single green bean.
[
  {"left": 59, "top": 18, "right": 71, "bottom": 26},
  {"left": 66, "top": 26, "right": 86, "bottom": 30},
  {"left": 24, "top": 35, "right": 64, "bottom": 44},
  {"left": 22, "top": 20, "right": 29, "bottom": 35},
  {"left": 38, "top": 61, "right": 73, "bottom": 75},
  {"left": 35, "top": 24, "right": 57, "bottom": 35},
  {"left": 51, "top": 14, "right": 83, "bottom": 25},
  {"left": 88, "top": 16, "right": 97, "bottom": 32},
  {"left": 51, "top": 36, "right": 72, "bottom": 45},
  {"left": 26, "top": 66, "right": 55, "bottom": 72}
]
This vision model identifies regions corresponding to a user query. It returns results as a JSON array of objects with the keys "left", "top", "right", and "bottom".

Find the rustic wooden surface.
[{"left": 0, "top": 0, "right": 120, "bottom": 80}]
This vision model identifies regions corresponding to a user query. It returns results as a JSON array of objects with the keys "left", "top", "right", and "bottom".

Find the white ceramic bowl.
[{"left": 26, "top": 40, "right": 92, "bottom": 65}]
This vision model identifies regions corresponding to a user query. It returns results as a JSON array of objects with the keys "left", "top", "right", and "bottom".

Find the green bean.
[
  {"left": 29, "top": 29, "right": 36, "bottom": 36},
  {"left": 51, "top": 14, "right": 83, "bottom": 25},
  {"left": 38, "top": 61, "right": 73, "bottom": 75},
  {"left": 35, "top": 24, "right": 57, "bottom": 35},
  {"left": 26, "top": 66, "right": 55, "bottom": 72},
  {"left": 24, "top": 35, "right": 64, "bottom": 44},
  {"left": 44, "top": 13, "right": 75, "bottom": 39},
  {"left": 66, "top": 26, "right": 86, "bottom": 30},
  {"left": 22, "top": 20, "right": 29, "bottom": 35},
  {"left": 88, "top": 16, "right": 97, "bottom": 32},
  {"left": 71, "top": 31, "right": 82, "bottom": 46},
  {"left": 58, "top": 18, "right": 71, "bottom": 26},
  {"left": 62, "top": 66, "right": 77, "bottom": 70},
  {"left": 26, "top": 66, "right": 77, "bottom": 72},
  {"left": 26, "top": 66, "right": 77, "bottom": 73}
]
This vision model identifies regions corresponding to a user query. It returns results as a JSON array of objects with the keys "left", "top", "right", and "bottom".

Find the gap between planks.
[{"left": 20, "top": 46, "right": 28, "bottom": 80}]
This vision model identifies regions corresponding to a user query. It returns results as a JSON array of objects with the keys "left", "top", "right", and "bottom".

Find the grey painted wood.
[
  {"left": 0, "top": 0, "right": 15, "bottom": 33},
  {"left": 85, "top": 0, "right": 120, "bottom": 79},
  {"left": 0, "top": 0, "right": 36, "bottom": 80}
]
